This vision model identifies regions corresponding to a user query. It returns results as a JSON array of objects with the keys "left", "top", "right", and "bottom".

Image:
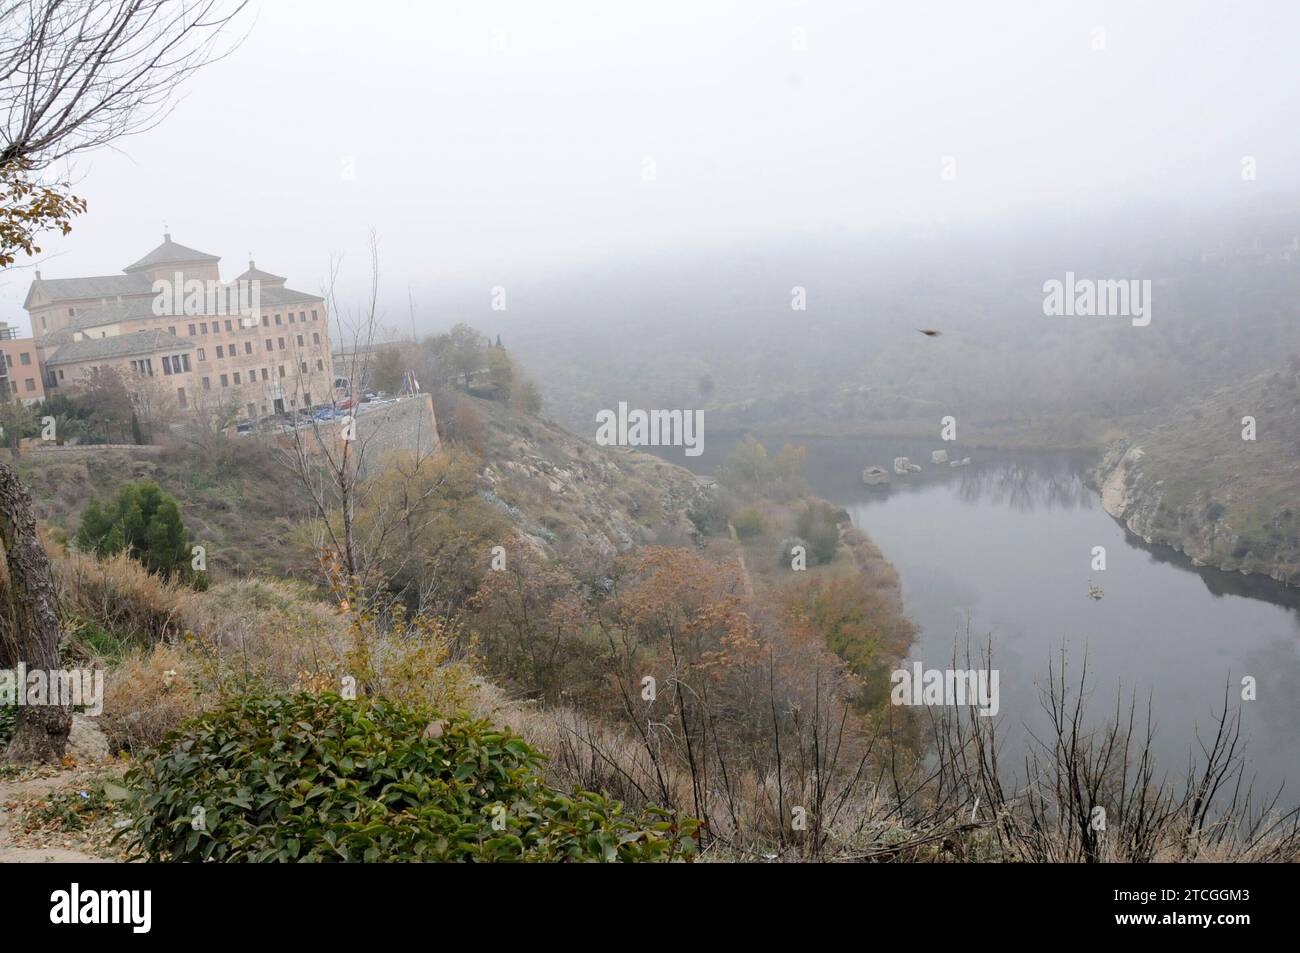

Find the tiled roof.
[
  {"left": 25, "top": 237, "right": 321, "bottom": 316},
  {"left": 45, "top": 330, "right": 186, "bottom": 366},
  {"left": 23, "top": 273, "right": 154, "bottom": 308},
  {"left": 258, "top": 286, "right": 324, "bottom": 307},
  {"left": 123, "top": 234, "right": 220, "bottom": 273},
  {"left": 236, "top": 260, "right": 286, "bottom": 284}
]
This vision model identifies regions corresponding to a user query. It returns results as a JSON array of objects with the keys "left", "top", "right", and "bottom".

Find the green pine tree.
[{"left": 75, "top": 480, "right": 195, "bottom": 583}]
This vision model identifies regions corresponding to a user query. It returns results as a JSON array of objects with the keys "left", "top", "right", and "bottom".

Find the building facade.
[
  {"left": 0, "top": 322, "right": 46, "bottom": 404},
  {"left": 23, "top": 235, "right": 334, "bottom": 422}
]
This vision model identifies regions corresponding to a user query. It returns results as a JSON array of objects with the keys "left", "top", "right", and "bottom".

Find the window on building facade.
[
  {"left": 181, "top": 354, "right": 191, "bottom": 372},
  {"left": 211, "top": 321, "right": 219, "bottom": 334},
  {"left": 168, "top": 326, "right": 176, "bottom": 336},
  {"left": 198, "top": 348, "right": 206, "bottom": 361},
  {"left": 316, "top": 359, "right": 323, "bottom": 371},
  {"left": 200, "top": 323, "right": 207, "bottom": 334},
  {"left": 300, "top": 362, "right": 307, "bottom": 373},
  {"left": 233, "top": 372, "right": 241, "bottom": 385},
  {"left": 162, "top": 356, "right": 173, "bottom": 375},
  {"left": 274, "top": 314, "right": 282, "bottom": 325},
  {"left": 19, "top": 352, "right": 30, "bottom": 365},
  {"left": 202, "top": 377, "right": 210, "bottom": 390},
  {"left": 177, "top": 387, "right": 187, "bottom": 408},
  {"left": 296, "top": 334, "right": 303, "bottom": 347},
  {"left": 313, "top": 332, "right": 320, "bottom": 345},
  {"left": 311, "top": 310, "right": 318, "bottom": 321},
  {"left": 265, "top": 339, "right": 273, "bottom": 351},
  {"left": 244, "top": 342, "right": 253, "bottom": 354},
  {"left": 278, "top": 337, "right": 285, "bottom": 350},
  {"left": 189, "top": 324, "right": 197, "bottom": 335},
  {"left": 224, "top": 320, "right": 233, "bottom": 332},
  {"left": 261, "top": 315, "right": 268, "bottom": 327},
  {"left": 216, "top": 345, "right": 224, "bottom": 358},
  {"left": 24, "top": 378, "right": 34, "bottom": 391},
  {"left": 220, "top": 374, "right": 228, "bottom": 387},
  {"left": 278, "top": 365, "right": 285, "bottom": 378},
  {"left": 261, "top": 368, "right": 269, "bottom": 381}
]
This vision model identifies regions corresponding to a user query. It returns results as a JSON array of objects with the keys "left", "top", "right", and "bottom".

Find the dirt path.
[
  {"left": 0, "top": 772, "right": 114, "bottom": 863},
  {"left": 727, "top": 522, "right": 755, "bottom": 599}
]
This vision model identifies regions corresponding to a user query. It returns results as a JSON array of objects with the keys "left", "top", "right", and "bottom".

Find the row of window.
[
  {"left": 1, "top": 351, "right": 33, "bottom": 367},
  {"left": 171, "top": 309, "right": 320, "bottom": 338},
  {"left": 201, "top": 359, "right": 326, "bottom": 389},
  {"left": 130, "top": 353, "right": 193, "bottom": 376},
  {"left": 194, "top": 332, "right": 323, "bottom": 361}
]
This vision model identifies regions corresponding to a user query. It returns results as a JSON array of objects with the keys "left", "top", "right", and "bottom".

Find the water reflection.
[
  {"left": 1119, "top": 522, "right": 1300, "bottom": 614},
  {"left": 874, "top": 457, "right": 1100, "bottom": 511}
]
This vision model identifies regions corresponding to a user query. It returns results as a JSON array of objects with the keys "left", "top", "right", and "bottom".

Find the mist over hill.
[{"left": 452, "top": 199, "right": 1300, "bottom": 448}]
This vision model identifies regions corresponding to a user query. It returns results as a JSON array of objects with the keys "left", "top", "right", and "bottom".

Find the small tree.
[
  {"left": 484, "top": 346, "right": 513, "bottom": 399},
  {"left": 76, "top": 481, "right": 194, "bottom": 582},
  {"left": 371, "top": 344, "right": 405, "bottom": 395},
  {"left": 0, "top": 396, "right": 35, "bottom": 458}
]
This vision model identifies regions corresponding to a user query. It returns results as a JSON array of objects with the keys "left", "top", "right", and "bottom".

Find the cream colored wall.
[{"left": 48, "top": 298, "right": 336, "bottom": 421}]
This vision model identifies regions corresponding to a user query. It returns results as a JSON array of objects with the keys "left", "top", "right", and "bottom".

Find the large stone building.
[{"left": 23, "top": 235, "right": 334, "bottom": 421}]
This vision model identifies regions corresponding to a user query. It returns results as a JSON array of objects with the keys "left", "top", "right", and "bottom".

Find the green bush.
[
  {"left": 686, "top": 490, "right": 730, "bottom": 537},
  {"left": 122, "top": 692, "right": 697, "bottom": 862},
  {"left": 732, "top": 506, "right": 766, "bottom": 539},
  {"left": 76, "top": 481, "right": 198, "bottom": 584},
  {"left": 795, "top": 503, "right": 840, "bottom": 565}
]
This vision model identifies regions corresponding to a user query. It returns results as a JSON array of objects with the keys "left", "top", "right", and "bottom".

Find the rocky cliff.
[{"left": 1094, "top": 368, "right": 1300, "bottom": 586}]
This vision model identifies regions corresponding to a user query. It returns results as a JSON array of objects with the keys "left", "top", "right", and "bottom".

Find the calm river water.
[{"left": 660, "top": 434, "right": 1300, "bottom": 797}]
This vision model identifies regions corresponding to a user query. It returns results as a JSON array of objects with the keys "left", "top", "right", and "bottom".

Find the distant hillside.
[
  {"left": 500, "top": 204, "right": 1300, "bottom": 450},
  {"left": 1095, "top": 365, "right": 1300, "bottom": 585}
]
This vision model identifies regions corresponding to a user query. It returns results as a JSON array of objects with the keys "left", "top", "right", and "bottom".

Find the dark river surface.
[{"left": 655, "top": 434, "right": 1300, "bottom": 798}]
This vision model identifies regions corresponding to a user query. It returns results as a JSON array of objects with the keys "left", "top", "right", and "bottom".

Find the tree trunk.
[{"left": 0, "top": 462, "right": 70, "bottom": 763}]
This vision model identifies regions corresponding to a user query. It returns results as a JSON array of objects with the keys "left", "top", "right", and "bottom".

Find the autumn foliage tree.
[{"left": 0, "top": 159, "right": 84, "bottom": 267}]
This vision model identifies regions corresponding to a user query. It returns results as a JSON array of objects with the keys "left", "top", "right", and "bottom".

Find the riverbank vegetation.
[{"left": 4, "top": 396, "right": 1297, "bottom": 861}]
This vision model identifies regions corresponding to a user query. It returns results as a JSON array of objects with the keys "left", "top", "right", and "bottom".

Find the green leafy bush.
[
  {"left": 732, "top": 506, "right": 766, "bottom": 539},
  {"left": 795, "top": 503, "right": 840, "bottom": 565},
  {"left": 686, "top": 490, "right": 730, "bottom": 537},
  {"left": 123, "top": 692, "right": 697, "bottom": 862}
]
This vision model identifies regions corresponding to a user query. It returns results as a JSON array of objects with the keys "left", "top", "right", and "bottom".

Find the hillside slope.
[{"left": 1095, "top": 366, "right": 1300, "bottom": 584}]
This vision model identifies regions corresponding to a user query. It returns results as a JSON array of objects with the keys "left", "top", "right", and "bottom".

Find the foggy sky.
[{"left": 5, "top": 0, "right": 1299, "bottom": 334}]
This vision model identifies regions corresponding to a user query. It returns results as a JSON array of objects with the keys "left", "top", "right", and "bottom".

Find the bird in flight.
[{"left": 916, "top": 328, "right": 942, "bottom": 337}]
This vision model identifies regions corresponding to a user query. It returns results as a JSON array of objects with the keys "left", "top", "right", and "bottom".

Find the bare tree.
[
  {"left": 278, "top": 232, "right": 442, "bottom": 600},
  {"left": 0, "top": 0, "right": 248, "bottom": 168},
  {"left": 0, "top": 0, "right": 246, "bottom": 761}
]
